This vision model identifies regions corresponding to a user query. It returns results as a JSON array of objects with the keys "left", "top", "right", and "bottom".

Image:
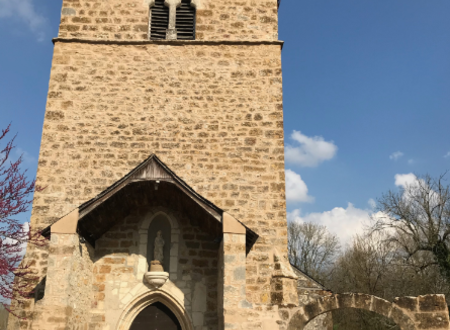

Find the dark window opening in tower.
[
  {"left": 176, "top": 0, "right": 196, "bottom": 40},
  {"left": 150, "top": 0, "right": 169, "bottom": 40}
]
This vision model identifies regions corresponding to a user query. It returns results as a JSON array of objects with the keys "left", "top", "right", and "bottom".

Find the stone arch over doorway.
[
  {"left": 129, "top": 302, "right": 181, "bottom": 330},
  {"left": 116, "top": 290, "right": 194, "bottom": 330},
  {"left": 287, "top": 293, "right": 417, "bottom": 330}
]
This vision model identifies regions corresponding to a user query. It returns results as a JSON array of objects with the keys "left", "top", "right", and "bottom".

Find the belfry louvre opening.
[
  {"left": 150, "top": 0, "right": 169, "bottom": 40},
  {"left": 176, "top": 0, "right": 196, "bottom": 40},
  {"left": 150, "top": 0, "right": 195, "bottom": 40}
]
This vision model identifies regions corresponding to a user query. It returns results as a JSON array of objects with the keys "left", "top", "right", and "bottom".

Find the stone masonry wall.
[
  {"left": 395, "top": 295, "right": 450, "bottom": 330},
  {"left": 292, "top": 267, "right": 332, "bottom": 330},
  {"left": 32, "top": 41, "right": 285, "bottom": 306},
  {"left": 58, "top": 0, "right": 279, "bottom": 41},
  {"left": 16, "top": 233, "right": 95, "bottom": 330},
  {"left": 286, "top": 293, "right": 450, "bottom": 330},
  {"left": 6, "top": 243, "right": 50, "bottom": 329},
  {"left": 91, "top": 207, "right": 219, "bottom": 330},
  {"left": 218, "top": 232, "right": 296, "bottom": 330}
]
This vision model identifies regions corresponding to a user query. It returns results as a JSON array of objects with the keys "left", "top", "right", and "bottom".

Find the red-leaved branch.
[{"left": 0, "top": 124, "right": 43, "bottom": 312}]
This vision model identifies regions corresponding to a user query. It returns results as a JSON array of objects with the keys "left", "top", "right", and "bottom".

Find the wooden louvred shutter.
[
  {"left": 150, "top": 0, "right": 169, "bottom": 40},
  {"left": 176, "top": 0, "right": 196, "bottom": 40}
]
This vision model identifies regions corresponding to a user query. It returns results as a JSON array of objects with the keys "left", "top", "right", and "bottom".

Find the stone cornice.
[{"left": 52, "top": 37, "right": 284, "bottom": 48}]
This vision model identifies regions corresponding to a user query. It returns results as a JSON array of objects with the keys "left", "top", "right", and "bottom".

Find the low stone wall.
[
  {"left": 291, "top": 267, "right": 332, "bottom": 330},
  {"left": 286, "top": 293, "right": 450, "bottom": 330},
  {"left": 395, "top": 295, "right": 450, "bottom": 330}
]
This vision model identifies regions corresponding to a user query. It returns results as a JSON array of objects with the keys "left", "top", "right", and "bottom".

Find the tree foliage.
[
  {"left": 0, "top": 124, "right": 42, "bottom": 312},
  {"left": 288, "top": 174, "right": 450, "bottom": 329},
  {"left": 328, "top": 231, "right": 449, "bottom": 300},
  {"left": 327, "top": 230, "right": 449, "bottom": 330}
]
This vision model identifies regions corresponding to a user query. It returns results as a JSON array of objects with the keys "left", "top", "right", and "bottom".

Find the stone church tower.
[
  {"left": 8, "top": 0, "right": 302, "bottom": 329},
  {"left": 9, "top": 1, "right": 450, "bottom": 330}
]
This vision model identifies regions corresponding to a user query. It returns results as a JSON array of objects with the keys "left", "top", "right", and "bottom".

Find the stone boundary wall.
[
  {"left": 291, "top": 267, "right": 332, "bottom": 330},
  {"left": 285, "top": 293, "right": 450, "bottom": 330}
]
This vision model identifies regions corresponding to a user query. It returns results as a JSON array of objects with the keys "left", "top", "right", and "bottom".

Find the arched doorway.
[
  {"left": 116, "top": 290, "right": 194, "bottom": 330},
  {"left": 130, "top": 302, "right": 181, "bottom": 330}
]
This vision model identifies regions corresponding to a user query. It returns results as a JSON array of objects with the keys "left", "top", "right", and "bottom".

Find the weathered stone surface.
[
  {"left": 395, "top": 296, "right": 418, "bottom": 312},
  {"left": 287, "top": 293, "right": 450, "bottom": 330},
  {"left": 415, "top": 312, "right": 450, "bottom": 329},
  {"left": 337, "top": 294, "right": 354, "bottom": 309},
  {"left": 418, "top": 295, "right": 448, "bottom": 312},
  {"left": 372, "top": 296, "right": 393, "bottom": 317},
  {"left": 354, "top": 293, "right": 372, "bottom": 311},
  {"left": 28, "top": 41, "right": 286, "bottom": 316},
  {"left": 57, "top": 0, "right": 279, "bottom": 41},
  {"left": 61, "top": 7, "right": 76, "bottom": 16}
]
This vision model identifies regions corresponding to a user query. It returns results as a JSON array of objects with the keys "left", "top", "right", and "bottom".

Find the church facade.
[{"left": 7, "top": 1, "right": 450, "bottom": 330}]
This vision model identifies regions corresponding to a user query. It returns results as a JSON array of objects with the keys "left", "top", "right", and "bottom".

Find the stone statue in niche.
[
  {"left": 154, "top": 230, "right": 165, "bottom": 263},
  {"left": 147, "top": 215, "right": 171, "bottom": 272}
]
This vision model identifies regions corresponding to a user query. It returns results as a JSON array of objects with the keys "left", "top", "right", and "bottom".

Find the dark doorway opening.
[{"left": 130, "top": 302, "right": 182, "bottom": 330}]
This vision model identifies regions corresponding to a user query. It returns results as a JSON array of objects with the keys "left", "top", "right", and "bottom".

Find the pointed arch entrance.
[
  {"left": 130, "top": 302, "right": 181, "bottom": 330},
  {"left": 116, "top": 290, "right": 194, "bottom": 330}
]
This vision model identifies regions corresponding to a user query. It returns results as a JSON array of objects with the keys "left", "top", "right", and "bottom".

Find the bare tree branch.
[{"left": 287, "top": 221, "right": 340, "bottom": 283}]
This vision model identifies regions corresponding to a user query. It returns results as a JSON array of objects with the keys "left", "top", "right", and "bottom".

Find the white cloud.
[
  {"left": 389, "top": 151, "right": 404, "bottom": 161},
  {"left": 368, "top": 198, "right": 376, "bottom": 209},
  {"left": 2, "top": 222, "right": 29, "bottom": 259},
  {"left": 18, "top": 222, "right": 29, "bottom": 258},
  {"left": 285, "top": 169, "right": 314, "bottom": 203},
  {"left": 0, "top": 222, "right": 29, "bottom": 305},
  {"left": 394, "top": 173, "right": 418, "bottom": 188},
  {"left": 0, "top": 0, "right": 46, "bottom": 41},
  {"left": 288, "top": 203, "right": 371, "bottom": 245},
  {"left": 15, "top": 147, "right": 37, "bottom": 165},
  {"left": 395, "top": 173, "right": 441, "bottom": 206},
  {"left": 407, "top": 159, "right": 415, "bottom": 165},
  {"left": 285, "top": 130, "right": 337, "bottom": 167},
  {"left": 445, "top": 152, "right": 450, "bottom": 159},
  {"left": 287, "top": 209, "right": 302, "bottom": 222}
]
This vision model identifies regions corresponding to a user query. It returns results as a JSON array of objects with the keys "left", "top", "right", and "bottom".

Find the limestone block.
[
  {"left": 192, "top": 312, "right": 204, "bottom": 327},
  {"left": 192, "top": 282, "right": 207, "bottom": 312}
]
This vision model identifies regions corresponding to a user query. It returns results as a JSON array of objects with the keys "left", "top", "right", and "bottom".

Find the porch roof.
[{"left": 42, "top": 154, "right": 258, "bottom": 251}]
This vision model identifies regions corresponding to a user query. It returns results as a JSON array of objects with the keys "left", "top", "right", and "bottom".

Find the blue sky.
[{"left": 0, "top": 0, "right": 449, "bottom": 244}]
